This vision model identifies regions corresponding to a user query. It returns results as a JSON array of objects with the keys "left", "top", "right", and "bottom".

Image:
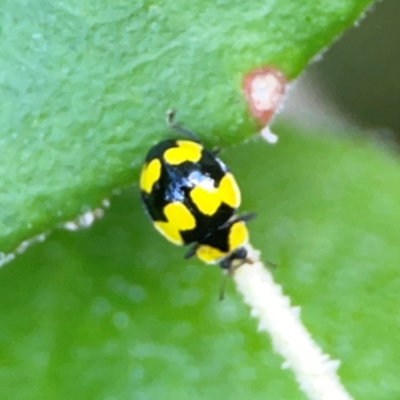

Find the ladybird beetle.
[{"left": 139, "top": 111, "right": 254, "bottom": 270}]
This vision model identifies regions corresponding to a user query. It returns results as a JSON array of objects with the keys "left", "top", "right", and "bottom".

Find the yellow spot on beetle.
[
  {"left": 190, "top": 172, "right": 241, "bottom": 216},
  {"left": 190, "top": 186, "right": 220, "bottom": 216},
  {"left": 228, "top": 221, "right": 248, "bottom": 251},
  {"left": 219, "top": 173, "right": 241, "bottom": 209},
  {"left": 163, "top": 140, "right": 202, "bottom": 165},
  {"left": 154, "top": 221, "right": 183, "bottom": 245},
  {"left": 154, "top": 202, "right": 196, "bottom": 245},
  {"left": 196, "top": 245, "right": 226, "bottom": 264},
  {"left": 140, "top": 159, "right": 162, "bottom": 194}
]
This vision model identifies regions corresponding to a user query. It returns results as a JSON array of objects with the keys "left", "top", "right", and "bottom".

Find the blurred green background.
[
  {"left": 2, "top": 1, "right": 400, "bottom": 399},
  {"left": 285, "top": 0, "right": 400, "bottom": 140}
]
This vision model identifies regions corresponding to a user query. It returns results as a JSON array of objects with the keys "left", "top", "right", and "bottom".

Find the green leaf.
[
  {"left": 0, "top": 0, "right": 372, "bottom": 252},
  {"left": 2, "top": 123, "right": 400, "bottom": 399}
]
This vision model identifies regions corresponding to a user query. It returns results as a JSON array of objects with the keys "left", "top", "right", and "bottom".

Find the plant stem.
[{"left": 233, "top": 245, "right": 353, "bottom": 400}]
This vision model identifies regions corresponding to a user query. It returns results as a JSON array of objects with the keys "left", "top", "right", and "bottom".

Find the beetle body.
[{"left": 140, "top": 118, "right": 252, "bottom": 269}]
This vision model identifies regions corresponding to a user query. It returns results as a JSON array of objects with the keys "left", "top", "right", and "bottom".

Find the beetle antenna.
[
  {"left": 166, "top": 109, "right": 201, "bottom": 142},
  {"left": 219, "top": 272, "right": 230, "bottom": 301}
]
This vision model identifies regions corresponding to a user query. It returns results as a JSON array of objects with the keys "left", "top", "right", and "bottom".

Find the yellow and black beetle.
[{"left": 140, "top": 111, "right": 254, "bottom": 270}]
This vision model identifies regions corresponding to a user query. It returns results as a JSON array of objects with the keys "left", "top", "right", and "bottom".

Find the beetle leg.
[
  {"left": 184, "top": 243, "right": 198, "bottom": 259},
  {"left": 236, "top": 212, "right": 256, "bottom": 223},
  {"left": 219, "top": 212, "right": 256, "bottom": 230},
  {"left": 166, "top": 109, "right": 201, "bottom": 142}
]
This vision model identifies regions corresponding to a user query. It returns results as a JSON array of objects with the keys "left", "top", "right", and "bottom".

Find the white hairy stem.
[{"left": 233, "top": 245, "right": 353, "bottom": 400}]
